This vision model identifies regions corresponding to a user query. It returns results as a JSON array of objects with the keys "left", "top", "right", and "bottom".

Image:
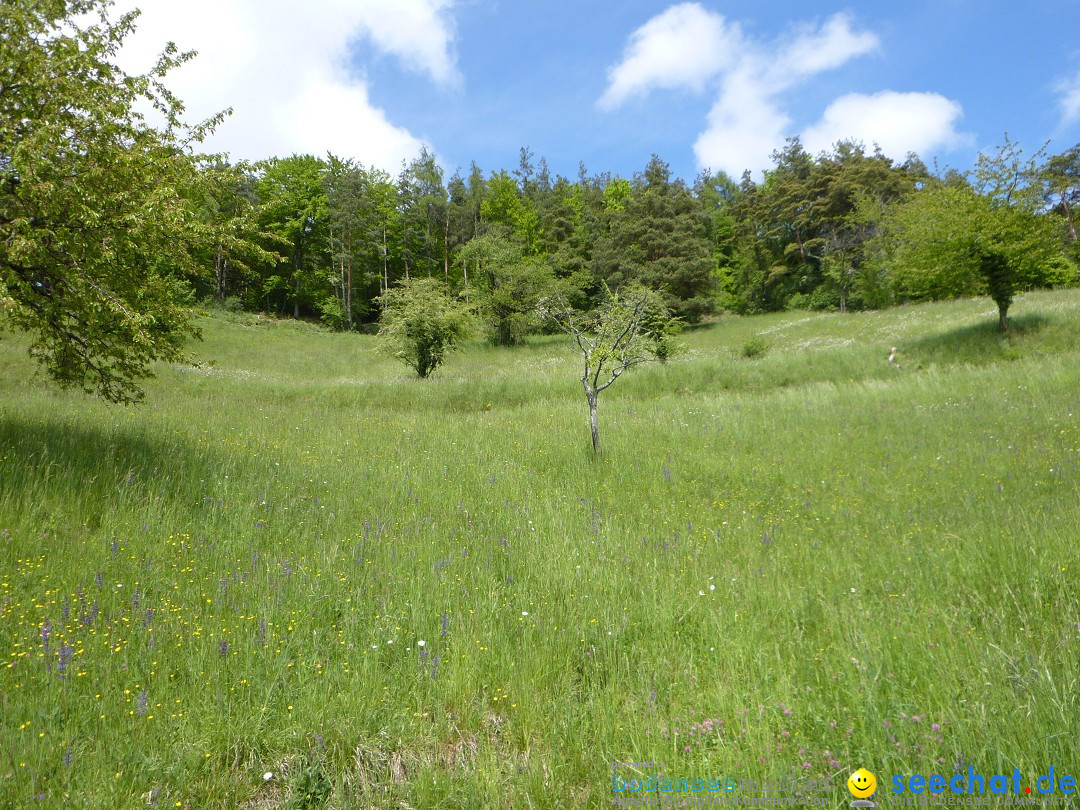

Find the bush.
[
  {"left": 317, "top": 297, "right": 349, "bottom": 331},
  {"left": 740, "top": 335, "right": 769, "bottom": 359},
  {"left": 376, "top": 278, "right": 477, "bottom": 378}
]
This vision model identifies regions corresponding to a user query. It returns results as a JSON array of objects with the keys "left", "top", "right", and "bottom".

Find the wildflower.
[
  {"left": 137, "top": 690, "right": 148, "bottom": 716},
  {"left": 521, "top": 611, "right": 528, "bottom": 617},
  {"left": 219, "top": 641, "right": 229, "bottom": 657},
  {"left": 263, "top": 772, "right": 273, "bottom": 781},
  {"left": 57, "top": 643, "right": 74, "bottom": 678},
  {"left": 932, "top": 723, "right": 941, "bottom": 732},
  {"left": 417, "top": 640, "right": 426, "bottom": 648}
]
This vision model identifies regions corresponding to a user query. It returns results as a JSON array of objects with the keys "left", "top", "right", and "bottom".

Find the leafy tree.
[
  {"left": 397, "top": 148, "right": 448, "bottom": 278},
  {"left": 1041, "top": 145, "right": 1080, "bottom": 247},
  {"left": 376, "top": 278, "right": 476, "bottom": 378},
  {"left": 458, "top": 232, "right": 560, "bottom": 345},
  {"left": 0, "top": 0, "right": 225, "bottom": 403},
  {"left": 882, "top": 180, "right": 1060, "bottom": 331},
  {"left": 541, "top": 283, "right": 674, "bottom": 453},
  {"left": 193, "top": 160, "right": 281, "bottom": 303},
  {"left": 592, "top": 156, "right": 715, "bottom": 321},
  {"left": 256, "top": 155, "right": 329, "bottom": 317}
]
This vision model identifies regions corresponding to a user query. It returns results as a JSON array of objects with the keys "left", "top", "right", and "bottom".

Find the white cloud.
[
  {"left": 691, "top": 13, "right": 882, "bottom": 176},
  {"left": 113, "top": 0, "right": 457, "bottom": 169},
  {"left": 351, "top": 0, "right": 461, "bottom": 88},
  {"left": 693, "top": 72, "right": 790, "bottom": 180},
  {"left": 770, "top": 14, "right": 879, "bottom": 82},
  {"left": 598, "top": 3, "right": 744, "bottom": 110},
  {"left": 602, "top": 5, "right": 965, "bottom": 177},
  {"left": 1057, "top": 70, "right": 1080, "bottom": 126},
  {"left": 800, "top": 91, "right": 968, "bottom": 161}
]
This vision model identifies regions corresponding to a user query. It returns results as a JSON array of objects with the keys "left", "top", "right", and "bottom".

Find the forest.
[{"left": 199, "top": 138, "right": 1080, "bottom": 338}]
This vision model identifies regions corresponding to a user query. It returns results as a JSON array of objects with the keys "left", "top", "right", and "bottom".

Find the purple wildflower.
[{"left": 57, "top": 643, "right": 74, "bottom": 677}]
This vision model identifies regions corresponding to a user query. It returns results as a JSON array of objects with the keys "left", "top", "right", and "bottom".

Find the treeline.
[{"left": 193, "top": 138, "right": 1080, "bottom": 339}]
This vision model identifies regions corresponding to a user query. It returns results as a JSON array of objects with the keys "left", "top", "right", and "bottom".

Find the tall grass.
[{"left": 1, "top": 291, "right": 1078, "bottom": 807}]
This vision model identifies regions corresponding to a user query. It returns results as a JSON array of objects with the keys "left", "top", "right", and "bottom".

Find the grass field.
[{"left": 1, "top": 291, "right": 1078, "bottom": 808}]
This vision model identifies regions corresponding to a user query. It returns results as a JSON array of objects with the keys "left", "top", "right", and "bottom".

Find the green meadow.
[{"left": 1, "top": 291, "right": 1078, "bottom": 808}]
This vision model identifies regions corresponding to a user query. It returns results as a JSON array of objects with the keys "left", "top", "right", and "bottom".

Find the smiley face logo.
[{"left": 848, "top": 768, "right": 877, "bottom": 799}]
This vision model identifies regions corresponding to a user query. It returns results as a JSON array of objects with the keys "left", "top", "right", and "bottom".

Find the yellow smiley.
[{"left": 848, "top": 768, "right": 877, "bottom": 799}]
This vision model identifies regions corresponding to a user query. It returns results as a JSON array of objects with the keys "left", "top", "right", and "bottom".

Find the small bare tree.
[{"left": 541, "top": 284, "right": 676, "bottom": 453}]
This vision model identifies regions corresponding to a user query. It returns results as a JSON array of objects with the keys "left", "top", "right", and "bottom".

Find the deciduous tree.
[{"left": 0, "top": 0, "right": 224, "bottom": 402}]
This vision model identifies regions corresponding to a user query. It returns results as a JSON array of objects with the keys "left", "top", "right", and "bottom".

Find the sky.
[{"left": 116, "top": 0, "right": 1080, "bottom": 183}]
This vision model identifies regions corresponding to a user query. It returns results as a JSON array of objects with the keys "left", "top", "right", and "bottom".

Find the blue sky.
[{"left": 121, "top": 0, "right": 1080, "bottom": 182}]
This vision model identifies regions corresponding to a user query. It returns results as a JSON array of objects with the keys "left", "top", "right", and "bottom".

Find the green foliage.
[
  {"left": 288, "top": 751, "right": 333, "bottom": 809},
  {"left": 256, "top": 155, "right": 329, "bottom": 317},
  {"left": 592, "top": 156, "right": 716, "bottom": 321},
  {"left": 376, "top": 277, "right": 476, "bottom": 377},
  {"left": 316, "top": 296, "right": 349, "bottom": 331},
  {"left": 0, "top": 0, "right": 224, "bottom": 403},
  {"left": 881, "top": 176, "right": 1061, "bottom": 330},
  {"left": 740, "top": 335, "right": 769, "bottom": 358}
]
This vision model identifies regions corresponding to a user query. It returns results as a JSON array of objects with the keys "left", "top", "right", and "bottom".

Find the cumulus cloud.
[
  {"left": 598, "top": 3, "right": 744, "bottom": 110},
  {"left": 1058, "top": 70, "right": 1080, "bottom": 126},
  {"left": 602, "top": 4, "right": 966, "bottom": 177},
  {"left": 800, "top": 91, "right": 969, "bottom": 161},
  {"left": 113, "top": 0, "right": 458, "bottom": 169}
]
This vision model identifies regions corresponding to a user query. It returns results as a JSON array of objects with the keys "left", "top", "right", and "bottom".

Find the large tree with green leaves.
[
  {"left": 592, "top": 156, "right": 716, "bottom": 321},
  {"left": 256, "top": 154, "right": 329, "bottom": 318},
  {"left": 0, "top": 0, "right": 224, "bottom": 403},
  {"left": 881, "top": 176, "right": 1060, "bottom": 331}
]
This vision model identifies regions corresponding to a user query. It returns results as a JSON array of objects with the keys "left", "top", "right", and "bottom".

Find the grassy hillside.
[{"left": 1, "top": 291, "right": 1078, "bottom": 808}]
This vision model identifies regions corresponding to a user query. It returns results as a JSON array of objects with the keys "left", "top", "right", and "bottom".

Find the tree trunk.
[
  {"left": 998, "top": 302, "right": 1009, "bottom": 333},
  {"left": 215, "top": 244, "right": 226, "bottom": 301},
  {"left": 1061, "top": 192, "right": 1077, "bottom": 242},
  {"left": 586, "top": 387, "right": 600, "bottom": 454},
  {"left": 444, "top": 209, "right": 450, "bottom": 278},
  {"left": 381, "top": 225, "right": 389, "bottom": 293}
]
